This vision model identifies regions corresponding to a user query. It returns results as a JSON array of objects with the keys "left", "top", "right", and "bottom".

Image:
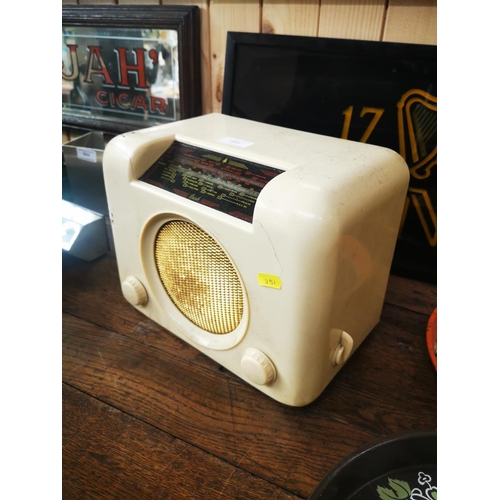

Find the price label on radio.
[{"left": 258, "top": 273, "right": 282, "bottom": 290}]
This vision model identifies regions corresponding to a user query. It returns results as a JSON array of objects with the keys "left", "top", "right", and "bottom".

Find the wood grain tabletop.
[{"left": 62, "top": 253, "right": 437, "bottom": 499}]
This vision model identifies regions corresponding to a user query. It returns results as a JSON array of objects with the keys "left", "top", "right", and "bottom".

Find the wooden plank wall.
[{"left": 62, "top": 0, "right": 436, "bottom": 137}]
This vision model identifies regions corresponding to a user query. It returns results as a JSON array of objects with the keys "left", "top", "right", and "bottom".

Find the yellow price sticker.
[{"left": 258, "top": 273, "right": 282, "bottom": 290}]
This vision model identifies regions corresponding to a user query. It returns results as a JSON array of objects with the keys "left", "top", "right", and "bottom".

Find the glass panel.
[{"left": 62, "top": 27, "right": 180, "bottom": 127}]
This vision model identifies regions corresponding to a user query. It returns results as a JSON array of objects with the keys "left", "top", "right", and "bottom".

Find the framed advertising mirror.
[{"left": 62, "top": 5, "right": 201, "bottom": 133}]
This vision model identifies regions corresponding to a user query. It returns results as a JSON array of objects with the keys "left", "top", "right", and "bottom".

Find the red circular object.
[{"left": 426, "top": 308, "right": 437, "bottom": 370}]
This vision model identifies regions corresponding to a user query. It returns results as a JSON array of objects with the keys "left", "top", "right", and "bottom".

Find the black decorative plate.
[{"left": 309, "top": 430, "right": 437, "bottom": 500}]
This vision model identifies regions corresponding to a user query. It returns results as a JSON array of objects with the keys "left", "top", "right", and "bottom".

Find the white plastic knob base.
[
  {"left": 241, "top": 348, "right": 277, "bottom": 385},
  {"left": 330, "top": 330, "right": 354, "bottom": 367},
  {"left": 122, "top": 276, "right": 148, "bottom": 306}
]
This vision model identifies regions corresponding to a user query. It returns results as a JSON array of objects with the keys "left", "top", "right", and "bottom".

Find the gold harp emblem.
[{"left": 397, "top": 89, "right": 437, "bottom": 180}]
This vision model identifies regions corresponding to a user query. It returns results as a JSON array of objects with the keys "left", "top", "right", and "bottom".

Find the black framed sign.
[
  {"left": 222, "top": 32, "right": 437, "bottom": 282},
  {"left": 62, "top": 5, "right": 201, "bottom": 133}
]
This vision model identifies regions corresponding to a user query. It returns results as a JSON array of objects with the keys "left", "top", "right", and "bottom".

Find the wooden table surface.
[{"left": 62, "top": 253, "right": 437, "bottom": 499}]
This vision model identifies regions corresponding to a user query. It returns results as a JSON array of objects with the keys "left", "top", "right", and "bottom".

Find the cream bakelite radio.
[{"left": 103, "top": 113, "right": 409, "bottom": 406}]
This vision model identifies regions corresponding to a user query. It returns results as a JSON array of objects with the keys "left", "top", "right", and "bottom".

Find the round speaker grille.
[{"left": 154, "top": 220, "right": 244, "bottom": 334}]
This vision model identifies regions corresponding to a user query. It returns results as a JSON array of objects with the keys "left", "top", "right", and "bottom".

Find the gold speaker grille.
[{"left": 154, "top": 220, "right": 244, "bottom": 334}]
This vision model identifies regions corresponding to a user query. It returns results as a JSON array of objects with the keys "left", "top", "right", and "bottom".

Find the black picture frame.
[
  {"left": 62, "top": 5, "right": 201, "bottom": 134},
  {"left": 222, "top": 32, "right": 437, "bottom": 283}
]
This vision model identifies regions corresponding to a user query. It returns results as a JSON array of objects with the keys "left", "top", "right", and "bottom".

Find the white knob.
[
  {"left": 241, "top": 348, "right": 277, "bottom": 385},
  {"left": 330, "top": 330, "right": 354, "bottom": 366},
  {"left": 121, "top": 276, "right": 148, "bottom": 306}
]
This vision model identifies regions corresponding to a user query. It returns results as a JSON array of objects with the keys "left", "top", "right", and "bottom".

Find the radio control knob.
[
  {"left": 121, "top": 276, "right": 148, "bottom": 306},
  {"left": 241, "top": 348, "right": 276, "bottom": 385},
  {"left": 330, "top": 330, "right": 354, "bottom": 366}
]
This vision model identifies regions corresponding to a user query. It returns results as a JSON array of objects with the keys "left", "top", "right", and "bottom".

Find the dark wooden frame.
[{"left": 62, "top": 5, "right": 201, "bottom": 133}]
